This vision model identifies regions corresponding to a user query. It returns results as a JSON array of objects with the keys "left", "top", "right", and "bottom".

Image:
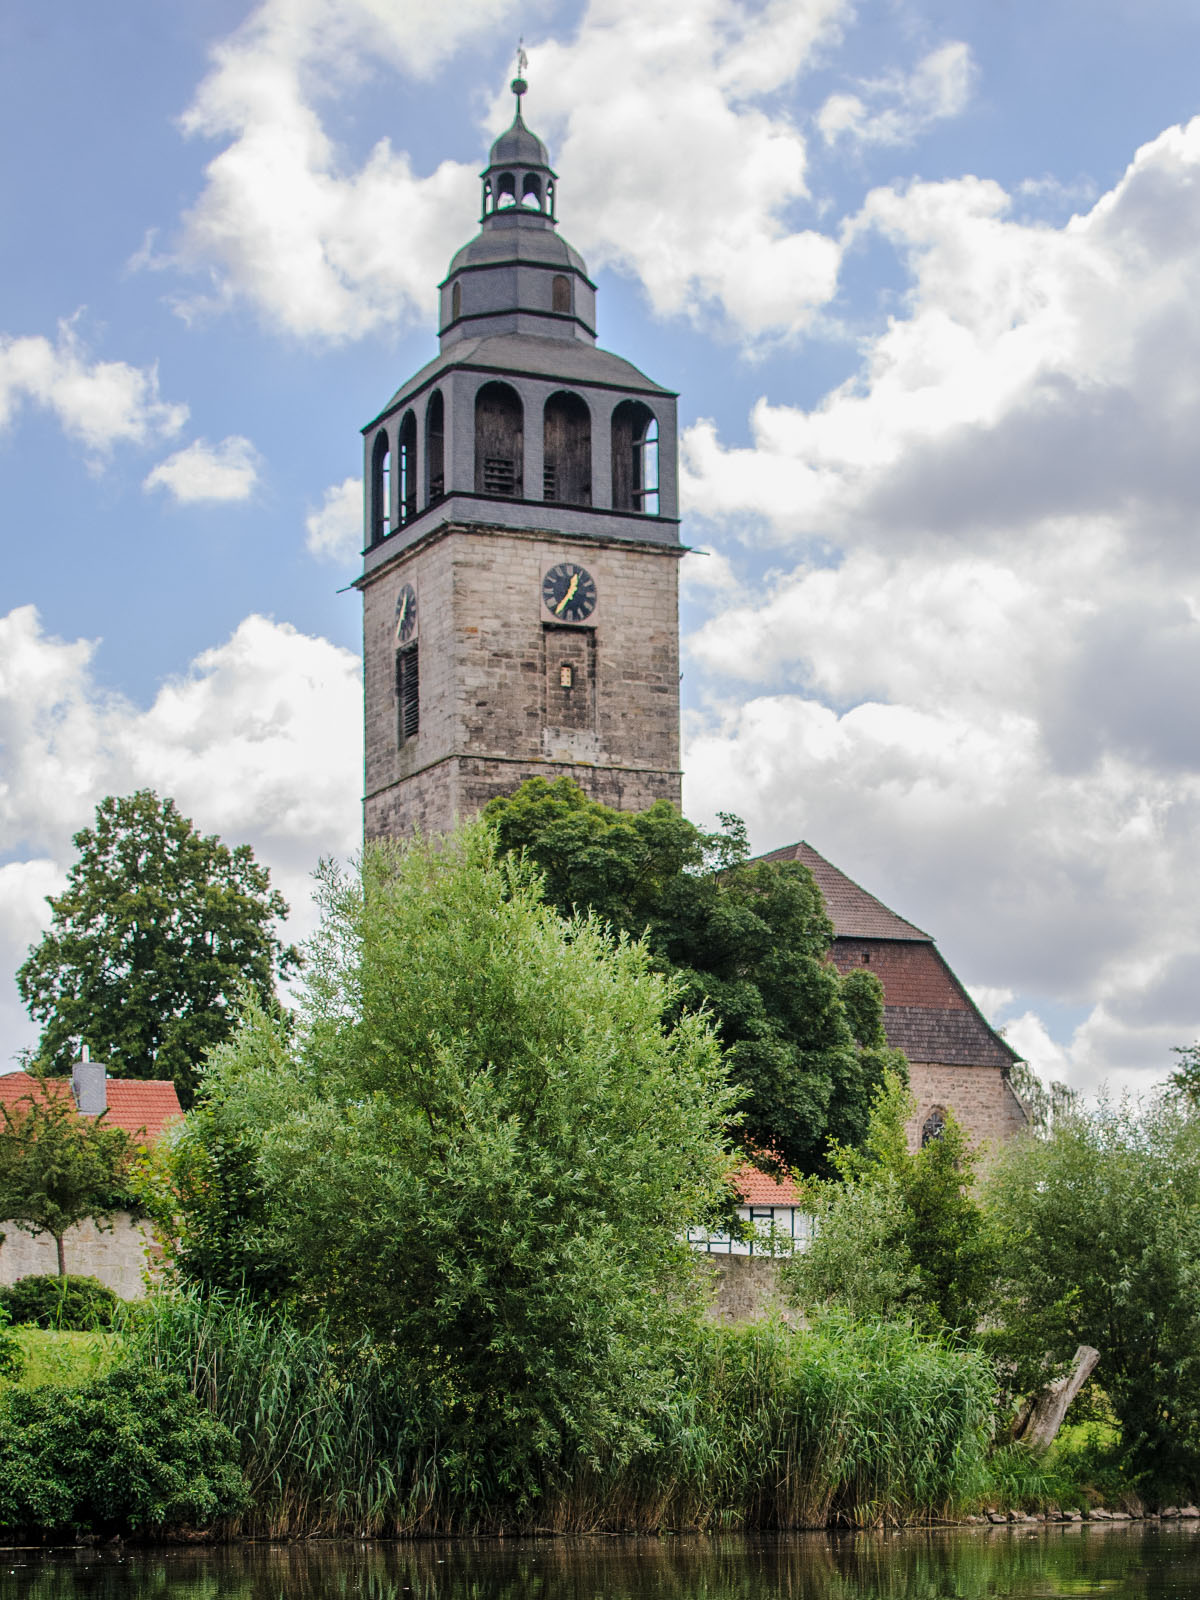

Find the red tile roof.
[
  {"left": 734, "top": 1163, "right": 801, "bottom": 1206},
  {"left": 758, "top": 841, "right": 931, "bottom": 941},
  {"left": 0, "top": 1072, "right": 182, "bottom": 1144}
]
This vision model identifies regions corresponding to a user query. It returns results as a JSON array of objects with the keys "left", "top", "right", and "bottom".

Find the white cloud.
[
  {"left": 0, "top": 319, "right": 187, "bottom": 453},
  {"left": 817, "top": 41, "right": 974, "bottom": 150},
  {"left": 0, "top": 605, "right": 362, "bottom": 1062},
  {"left": 679, "top": 116, "right": 1200, "bottom": 1098},
  {"left": 305, "top": 475, "right": 362, "bottom": 561},
  {"left": 143, "top": 435, "right": 260, "bottom": 503},
  {"left": 164, "top": 0, "right": 849, "bottom": 341}
]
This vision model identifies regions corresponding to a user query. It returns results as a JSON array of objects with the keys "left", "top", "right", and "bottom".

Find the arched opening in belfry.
[
  {"left": 546, "top": 179, "right": 555, "bottom": 217},
  {"left": 496, "top": 172, "right": 516, "bottom": 209},
  {"left": 552, "top": 274, "right": 571, "bottom": 314},
  {"left": 451, "top": 282, "right": 462, "bottom": 320},
  {"left": 370, "top": 430, "right": 391, "bottom": 545},
  {"left": 475, "top": 381, "right": 524, "bottom": 498},
  {"left": 521, "top": 173, "right": 543, "bottom": 209},
  {"left": 425, "top": 391, "right": 445, "bottom": 504},
  {"left": 482, "top": 179, "right": 493, "bottom": 215},
  {"left": 611, "top": 400, "right": 660, "bottom": 514},
  {"left": 397, "top": 410, "right": 417, "bottom": 526},
  {"left": 543, "top": 391, "right": 591, "bottom": 506}
]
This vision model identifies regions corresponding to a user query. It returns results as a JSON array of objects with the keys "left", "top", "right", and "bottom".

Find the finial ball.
[{"left": 511, "top": 76, "right": 527, "bottom": 98}]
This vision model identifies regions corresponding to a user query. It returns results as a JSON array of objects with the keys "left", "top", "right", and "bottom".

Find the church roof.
[
  {"left": 444, "top": 223, "right": 589, "bottom": 281},
  {"left": 375, "top": 332, "right": 672, "bottom": 424},
  {"left": 757, "top": 840, "right": 931, "bottom": 941},
  {"left": 0, "top": 1072, "right": 183, "bottom": 1143},
  {"left": 487, "top": 113, "right": 551, "bottom": 170}
]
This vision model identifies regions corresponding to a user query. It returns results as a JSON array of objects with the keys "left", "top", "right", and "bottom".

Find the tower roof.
[{"left": 487, "top": 113, "right": 552, "bottom": 172}]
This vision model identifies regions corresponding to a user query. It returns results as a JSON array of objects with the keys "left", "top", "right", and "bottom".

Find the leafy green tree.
[
  {"left": 987, "top": 1094, "right": 1200, "bottom": 1497},
  {"left": 0, "top": 1085, "right": 131, "bottom": 1277},
  {"left": 783, "top": 1071, "right": 995, "bottom": 1334},
  {"left": 484, "top": 777, "right": 905, "bottom": 1174},
  {"left": 151, "top": 823, "right": 738, "bottom": 1510},
  {"left": 1010, "top": 1059, "right": 1079, "bottom": 1134},
  {"left": 17, "top": 791, "right": 298, "bottom": 1107},
  {"left": 1168, "top": 1041, "right": 1200, "bottom": 1105}
]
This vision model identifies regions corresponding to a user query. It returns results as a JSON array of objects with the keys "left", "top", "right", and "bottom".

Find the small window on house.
[
  {"left": 861, "top": 951, "right": 871, "bottom": 964},
  {"left": 521, "top": 174, "right": 542, "bottom": 209},
  {"left": 370, "top": 430, "right": 391, "bottom": 545},
  {"left": 552, "top": 274, "right": 571, "bottom": 314},
  {"left": 396, "top": 642, "right": 419, "bottom": 744},
  {"left": 921, "top": 1107, "right": 947, "bottom": 1146},
  {"left": 426, "top": 390, "right": 445, "bottom": 504},
  {"left": 397, "top": 410, "right": 417, "bottom": 526},
  {"left": 451, "top": 282, "right": 462, "bottom": 320},
  {"left": 496, "top": 172, "right": 516, "bottom": 208}
]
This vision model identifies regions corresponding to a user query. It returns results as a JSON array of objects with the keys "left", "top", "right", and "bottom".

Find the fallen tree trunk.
[{"left": 1012, "top": 1345, "right": 1100, "bottom": 1453}]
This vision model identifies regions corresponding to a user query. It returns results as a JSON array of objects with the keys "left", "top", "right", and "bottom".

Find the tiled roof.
[
  {"left": 0, "top": 1072, "right": 182, "bottom": 1144},
  {"left": 882, "top": 1005, "right": 1018, "bottom": 1068},
  {"left": 757, "top": 841, "right": 931, "bottom": 941},
  {"left": 735, "top": 1163, "right": 801, "bottom": 1206}
]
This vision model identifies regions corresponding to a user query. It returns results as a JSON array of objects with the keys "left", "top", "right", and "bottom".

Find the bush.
[
  {"left": 0, "top": 1273, "right": 119, "bottom": 1330},
  {"left": 0, "top": 1306, "right": 20, "bottom": 1381},
  {"left": 0, "top": 1364, "right": 248, "bottom": 1535}
]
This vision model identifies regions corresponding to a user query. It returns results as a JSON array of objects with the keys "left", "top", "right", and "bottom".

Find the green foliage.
[
  {"left": 0, "top": 1306, "right": 21, "bottom": 1381},
  {"left": 783, "top": 1072, "right": 994, "bottom": 1334},
  {"left": 0, "top": 1364, "right": 248, "bottom": 1534},
  {"left": 8, "top": 1327, "right": 117, "bottom": 1390},
  {"left": 154, "top": 824, "right": 738, "bottom": 1514},
  {"left": 987, "top": 1093, "right": 1200, "bottom": 1499},
  {"left": 16, "top": 790, "right": 298, "bottom": 1107},
  {"left": 0, "top": 1273, "right": 118, "bottom": 1330},
  {"left": 485, "top": 777, "right": 906, "bottom": 1173},
  {"left": 0, "top": 1085, "right": 131, "bottom": 1277},
  {"left": 128, "top": 1290, "right": 993, "bottom": 1533},
  {"left": 1168, "top": 1041, "right": 1200, "bottom": 1105},
  {"left": 1010, "top": 1059, "right": 1079, "bottom": 1134}
]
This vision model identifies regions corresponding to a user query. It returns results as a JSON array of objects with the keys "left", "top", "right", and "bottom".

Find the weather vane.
[{"left": 511, "top": 39, "right": 528, "bottom": 112}]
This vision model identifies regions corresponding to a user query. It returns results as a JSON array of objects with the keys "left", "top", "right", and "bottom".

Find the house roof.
[
  {"left": 757, "top": 840, "right": 931, "bottom": 941},
  {"left": 735, "top": 1163, "right": 801, "bottom": 1207},
  {"left": 0, "top": 1073, "right": 182, "bottom": 1144}
]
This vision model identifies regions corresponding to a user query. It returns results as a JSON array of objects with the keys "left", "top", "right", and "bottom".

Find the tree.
[
  {"left": 1168, "top": 1041, "right": 1200, "bottom": 1105},
  {"left": 149, "top": 823, "right": 739, "bottom": 1510},
  {"left": 17, "top": 791, "right": 298, "bottom": 1107},
  {"left": 782, "top": 1071, "right": 995, "bottom": 1335},
  {"left": 987, "top": 1094, "right": 1200, "bottom": 1497},
  {"left": 0, "top": 1084, "right": 130, "bottom": 1277},
  {"left": 484, "top": 777, "right": 905, "bottom": 1174}
]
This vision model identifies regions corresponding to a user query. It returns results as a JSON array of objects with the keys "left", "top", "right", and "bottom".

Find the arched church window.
[
  {"left": 611, "top": 400, "right": 659, "bottom": 515},
  {"left": 552, "top": 275, "right": 571, "bottom": 314},
  {"left": 543, "top": 390, "right": 591, "bottom": 506},
  {"left": 397, "top": 410, "right": 417, "bottom": 526},
  {"left": 370, "top": 430, "right": 391, "bottom": 545},
  {"left": 475, "top": 381, "right": 524, "bottom": 498},
  {"left": 425, "top": 391, "right": 445, "bottom": 505},
  {"left": 921, "top": 1107, "right": 947, "bottom": 1146},
  {"left": 521, "top": 173, "right": 542, "bottom": 209},
  {"left": 496, "top": 172, "right": 516, "bottom": 209},
  {"left": 451, "top": 282, "right": 462, "bottom": 320}
]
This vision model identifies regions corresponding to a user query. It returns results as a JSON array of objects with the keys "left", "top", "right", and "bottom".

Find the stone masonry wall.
[
  {"left": 0, "top": 1211, "right": 158, "bottom": 1300},
  {"left": 364, "top": 521, "right": 682, "bottom": 839},
  {"left": 906, "top": 1061, "right": 1028, "bottom": 1163}
]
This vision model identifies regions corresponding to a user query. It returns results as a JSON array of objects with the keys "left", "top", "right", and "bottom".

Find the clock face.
[
  {"left": 394, "top": 584, "right": 417, "bottom": 643},
  {"left": 542, "top": 562, "right": 597, "bottom": 623}
]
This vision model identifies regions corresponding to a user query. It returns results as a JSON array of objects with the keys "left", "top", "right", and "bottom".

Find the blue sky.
[{"left": 5, "top": 0, "right": 1200, "bottom": 1094}]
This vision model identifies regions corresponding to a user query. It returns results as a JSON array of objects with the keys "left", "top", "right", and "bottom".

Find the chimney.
[{"left": 72, "top": 1043, "right": 107, "bottom": 1116}]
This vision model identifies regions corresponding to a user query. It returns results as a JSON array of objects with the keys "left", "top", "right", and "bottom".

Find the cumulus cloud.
[
  {"left": 164, "top": 0, "right": 850, "bottom": 341},
  {"left": 679, "top": 116, "right": 1200, "bottom": 1098},
  {"left": 305, "top": 475, "right": 362, "bottom": 561},
  {"left": 0, "top": 605, "right": 361, "bottom": 1064},
  {"left": 816, "top": 41, "right": 974, "bottom": 149},
  {"left": 143, "top": 435, "right": 261, "bottom": 503},
  {"left": 0, "top": 319, "right": 187, "bottom": 454}
]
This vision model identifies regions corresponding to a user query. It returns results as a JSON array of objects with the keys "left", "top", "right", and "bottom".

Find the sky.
[{"left": 4, "top": 0, "right": 1200, "bottom": 1099}]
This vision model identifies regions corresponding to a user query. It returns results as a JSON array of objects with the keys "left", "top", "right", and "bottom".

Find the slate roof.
[
  {"left": 0, "top": 1072, "right": 182, "bottom": 1144},
  {"left": 757, "top": 841, "right": 930, "bottom": 940}
]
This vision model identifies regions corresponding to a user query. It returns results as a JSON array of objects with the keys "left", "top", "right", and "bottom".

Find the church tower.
[{"left": 359, "top": 74, "right": 682, "bottom": 840}]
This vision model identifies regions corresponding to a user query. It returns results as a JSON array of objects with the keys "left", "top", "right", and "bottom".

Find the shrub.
[
  {"left": 0, "top": 1306, "right": 20, "bottom": 1381},
  {"left": 0, "top": 1273, "right": 119, "bottom": 1330},
  {"left": 0, "top": 1364, "right": 248, "bottom": 1535}
]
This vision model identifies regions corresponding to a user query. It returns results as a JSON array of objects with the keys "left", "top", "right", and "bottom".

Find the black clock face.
[
  {"left": 394, "top": 584, "right": 417, "bottom": 643},
  {"left": 542, "top": 562, "right": 597, "bottom": 623}
]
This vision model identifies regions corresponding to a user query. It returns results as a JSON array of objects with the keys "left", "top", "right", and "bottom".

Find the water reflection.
[{"left": 4, "top": 1525, "right": 1199, "bottom": 1600}]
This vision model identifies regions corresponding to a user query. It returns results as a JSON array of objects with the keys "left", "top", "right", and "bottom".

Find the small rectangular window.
[
  {"left": 396, "top": 642, "right": 419, "bottom": 744},
  {"left": 559, "top": 664, "right": 573, "bottom": 688}
]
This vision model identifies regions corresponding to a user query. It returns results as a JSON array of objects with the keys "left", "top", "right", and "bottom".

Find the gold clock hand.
[
  {"left": 554, "top": 573, "right": 580, "bottom": 615},
  {"left": 397, "top": 594, "right": 408, "bottom": 630}
]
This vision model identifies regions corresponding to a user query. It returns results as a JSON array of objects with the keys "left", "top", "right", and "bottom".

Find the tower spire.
[{"left": 511, "top": 41, "right": 528, "bottom": 115}]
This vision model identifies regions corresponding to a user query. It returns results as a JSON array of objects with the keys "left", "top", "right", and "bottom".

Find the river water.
[{"left": 4, "top": 1525, "right": 1200, "bottom": 1600}]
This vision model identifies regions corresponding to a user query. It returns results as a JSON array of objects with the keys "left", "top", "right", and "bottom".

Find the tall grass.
[{"left": 123, "top": 1291, "right": 997, "bottom": 1535}]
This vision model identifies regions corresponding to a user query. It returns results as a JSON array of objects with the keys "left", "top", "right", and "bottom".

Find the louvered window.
[
  {"left": 396, "top": 643, "right": 419, "bottom": 743},
  {"left": 484, "top": 457, "right": 516, "bottom": 495}
]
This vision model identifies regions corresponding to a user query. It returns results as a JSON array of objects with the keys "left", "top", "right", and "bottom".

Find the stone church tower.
[{"left": 359, "top": 80, "right": 683, "bottom": 840}]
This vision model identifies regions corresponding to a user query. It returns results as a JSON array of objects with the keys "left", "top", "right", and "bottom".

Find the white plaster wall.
[{"left": 0, "top": 1211, "right": 157, "bottom": 1300}]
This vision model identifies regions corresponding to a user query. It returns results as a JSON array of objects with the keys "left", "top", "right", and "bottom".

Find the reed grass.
[{"left": 122, "top": 1291, "right": 1000, "bottom": 1536}]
